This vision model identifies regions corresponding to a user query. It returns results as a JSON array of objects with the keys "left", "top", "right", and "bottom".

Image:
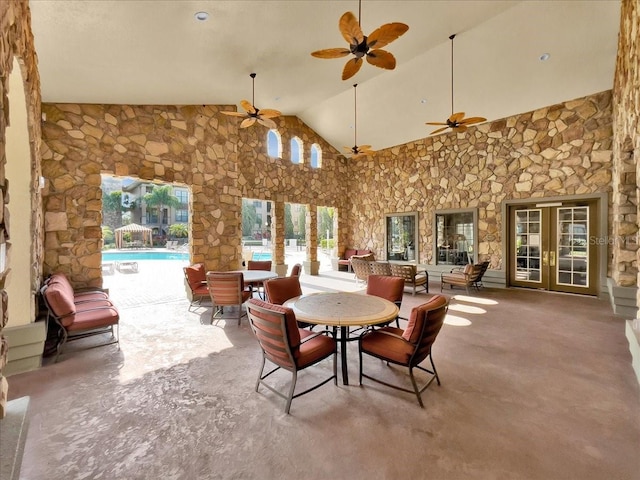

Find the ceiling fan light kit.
[
  {"left": 311, "top": 0, "right": 409, "bottom": 80},
  {"left": 426, "top": 33, "right": 486, "bottom": 135},
  {"left": 221, "top": 73, "right": 281, "bottom": 129}
]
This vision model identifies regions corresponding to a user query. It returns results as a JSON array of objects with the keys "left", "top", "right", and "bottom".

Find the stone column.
[
  {"left": 271, "top": 201, "right": 287, "bottom": 276},
  {"left": 304, "top": 205, "right": 320, "bottom": 275}
]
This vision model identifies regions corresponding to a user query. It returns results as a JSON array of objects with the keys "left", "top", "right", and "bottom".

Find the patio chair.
[
  {"left": 351, "top": 256, "right": 372, "bottom": 285},
  {"left": 366, "top": 275, "right": 405, "bottom": 328},
  {"left": 263, "top": 276, "right": 312, "bottom": 329},
  {"left": 359, "top": 294, "right": 448, "bottom": 407},
  {"left": 289, "top": 263, "right": 302, "bottom": 277},
  {"left": 40, "top": 278, "right": 120, "bottom": 362},
  {"left": 246, "top": 298, "right": 337, "bottom": 414},
  {"left": 389, "top": 264, "right": 429, "bottom": 295},
  {"left": 440, "top": 261, "right": 489, "bottom": 294},
  {"left": 206, "top": 271, "right": 252, "bottom": 325},
  {"left": 183, "top": 263, "right": 209, "bottom": 310}
]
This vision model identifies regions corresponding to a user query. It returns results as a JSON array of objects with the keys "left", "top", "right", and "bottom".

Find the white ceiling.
[{"left": 29, "top": 0, "right": 621, "bottom": 154}]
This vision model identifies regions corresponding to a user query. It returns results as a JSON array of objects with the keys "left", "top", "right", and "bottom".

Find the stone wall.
[
  {"left": 346, "top": 91, "right": 614, "bottom": 269},
  {"left": 237, "top": 115, "right": 349, "bottom": 261},
  {"left": 41, "top": 104, "right": 244, "bottom": 283},
  {"left": 613, "top": 0, "right": 640, "bottom": 296},
  {"left": 40, "top": 107, "right": 351, "bottom": 284},
  {"left": 0, "top": 1, "right": 44, "bottom": 417}
]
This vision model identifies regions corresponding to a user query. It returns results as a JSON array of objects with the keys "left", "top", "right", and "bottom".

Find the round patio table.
[
  {"left": 283, "top": 292, "right": 398, "bottom": 385},
  {"left": 235, "top": 270, "right": 278, "bottom": 299}
]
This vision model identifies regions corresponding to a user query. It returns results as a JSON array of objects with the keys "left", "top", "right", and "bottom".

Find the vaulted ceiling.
[{"left": 29, "top": 0, "right": 620, "bottom": 154}]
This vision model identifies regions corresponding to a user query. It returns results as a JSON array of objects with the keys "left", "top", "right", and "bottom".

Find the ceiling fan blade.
[
  {"left": 221, "top": 111, "right": 247, "bottom": 117},
  {"left": 367, "top": 22, "right": 409, "bottom": 49},
  {"left": 454, "top": 125, "right": 468, "bottom": 132},
  {"left": 430, "top": 126, "right": 450, "bottom": 134},
  {"left": 339, "top": 11, "right": 364, "bottom": 45},
  {"left": 240, "top": 117, "right": 257, "bottom": 128},
  {"left": 366, "top": 49, "right": 396, "bottom": 70},
  {"left": 449, "top": 112, "right": 465, "bottom": 123},
  {"left": 459, "top": 116, "right": 487, "bottom": 125},
  {"left": 258, "top": 109, "right": 281, "bottom": 119},
  {"left": 311, "top": 48, "right": 351, "bottom": 59},
  {"left": 343, "top": 146, "right": 353, "bottom": 153},
  {"left": 240, "top": 100, "right": 256, "bottom": 114},
  {"left": 425, "top": 121, "right": 447, "bottom": 126},
  {"left": 257, "top": 117, "right": 277, "bottom": 129},
  {"left": 358, "top": 145, "right": 372, "bottom": 151},
  {"left": 342, "top": 57, "right": 363, "bottom": 80}
]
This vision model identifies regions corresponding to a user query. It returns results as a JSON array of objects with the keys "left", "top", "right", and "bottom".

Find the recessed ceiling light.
[
  {"left": 420, "top": 99, "right": 428, "bottom": 104},
  {"left": 194, "top": 11, "right": 209, "bottom": 21},
  {"left": 539, "top": 53, "right": 550, "bottom": 61}
]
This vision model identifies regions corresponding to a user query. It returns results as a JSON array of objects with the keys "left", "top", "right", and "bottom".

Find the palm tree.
[
  {"left": 102, "top": 191, "right": 123, "bottom": 229},
  {"left": 143, "top": 185, "right": 181, "bottom": 243}
]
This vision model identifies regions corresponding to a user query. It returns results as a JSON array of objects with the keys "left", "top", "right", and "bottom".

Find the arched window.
[
  {"left": 267, "top": 129, "right": 282, "bottom": 158},
  {"left": 290, "top": 137, "right": 303, "bottom": 164},
  {"left": 310, "top": 144, "right": 322, "bottom": 168}
]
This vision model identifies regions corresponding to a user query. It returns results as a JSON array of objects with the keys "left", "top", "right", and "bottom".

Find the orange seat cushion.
[
  {"left": 361, "top": 326, "right": 414, "bottom": 365},
  {"left": 297, "top": 329, "right": 336, "bottom": 368},
  {"left": 66, "top": 306, "right": 120, "bottom": 331}
]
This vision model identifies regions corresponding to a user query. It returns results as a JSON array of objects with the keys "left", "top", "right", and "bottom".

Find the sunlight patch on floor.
[
  {"left": 448, "top": 304, "right": 487, "bottom": 315},
  {"left": 444, "top": 314, "right": 472, "bottom": 326},
  {"left": 452, "top": 295, "right": 498, "bottom": 305}
]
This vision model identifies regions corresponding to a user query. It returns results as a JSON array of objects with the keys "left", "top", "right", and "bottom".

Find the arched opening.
[{"left": 5, "top": 56, "right": 35, "bottom": 328}]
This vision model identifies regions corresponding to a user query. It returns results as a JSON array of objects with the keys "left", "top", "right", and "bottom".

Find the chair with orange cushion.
[
  {"left": 183, "top": 264, "right": 209, "bottom": 310},
  {"left": 366, "top": 274, "right": 405, "bottom": 328},
  {"left": 289, "top": 263, "right": 302, "bottom": 277},
  {"left": 263, "top": 276, "right": 312, "bottom": 329},
  {"left": 206, "top": 271, "right": 252, "bottom": 325},
  {"left": 358, "top": 294, "right": 448, "bottom": 407},
  {"left": 40, "top": 275, "right": 119, "bottom": 362},
  {"left": 246, "top": 298, "right": 337, "bottom": 414}
]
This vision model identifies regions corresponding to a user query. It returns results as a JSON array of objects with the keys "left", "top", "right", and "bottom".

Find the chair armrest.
[{"left": 300, "top": 329, "right": 335, "bottom": 343}]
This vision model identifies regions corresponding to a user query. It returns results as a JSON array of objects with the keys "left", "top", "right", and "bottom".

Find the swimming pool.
[
  {"left": 102, "top": 251, "right": 189, "bottom": 261},
  {"left": 251, "top": 252, "right": 272, "bottom": 261},
  {"left": 102, "top": 251, "right": 272, "bottom": 262}
]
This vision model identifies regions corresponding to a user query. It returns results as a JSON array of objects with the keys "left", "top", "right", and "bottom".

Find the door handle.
[
  {"left": 550, "top": 251, "right": 556, "bottom": 267},
  {"left": 542, "top": 251, "right": 548, "bottom": 266}
]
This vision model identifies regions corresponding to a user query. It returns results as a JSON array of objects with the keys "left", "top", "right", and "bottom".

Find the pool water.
[
  {"left": 102, "top": 251, "right": 273, "bottom": 262},
  {"left": 102, "top": 251, "right": 189, "bottom": 261}
]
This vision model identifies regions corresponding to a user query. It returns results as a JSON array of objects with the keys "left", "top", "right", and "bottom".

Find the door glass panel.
[
  {"left": 556, "top": 207, "right": 588, "bottom": 287},
  {"left": 515, "top": 209, "right": 541, "bottom": 283}
]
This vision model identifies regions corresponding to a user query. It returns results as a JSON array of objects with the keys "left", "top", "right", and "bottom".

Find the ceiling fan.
[
  {"left": 426, "top": 34, "right": 486, "bottom": 135},
  {"left": 311, "top": 0, "right": 409, "bottom": 81},
  {"left": 221, "top": 73, "right": 281, "bottom": 129},
  {"left": 344, "top": 84, "right": 375, "bottom": 159}
]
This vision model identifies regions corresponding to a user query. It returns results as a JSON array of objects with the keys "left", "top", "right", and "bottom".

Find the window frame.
[
  {"left": 384, "top": 212, "right": 419, "bottom": 264},
  {"left": 433, "top": 208, "right": 478, "bottom": 266}
]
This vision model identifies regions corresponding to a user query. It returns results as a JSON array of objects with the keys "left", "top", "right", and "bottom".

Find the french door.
[{"left": 508, "top": 200, "right": 598, "bottom": 295}]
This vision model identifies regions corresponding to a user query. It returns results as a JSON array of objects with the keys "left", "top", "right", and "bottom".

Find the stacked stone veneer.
[
  {"left": 347, "top": 91, "right": 614, "bottom": 269},
  {"left": 613, "top": 0, "right": 640, "bottom": 296},
  {"left": 40, "top": 107, "right": 350, "bottom": 283},
  {"left": 41, "top": 104, "right": 245, "bottom": 282},
  {"left": 0, "top": 1, "right": 44, "bottom": 417},
  {"left": 237, "top": 115, "right": 349, "bottom": 264}
]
